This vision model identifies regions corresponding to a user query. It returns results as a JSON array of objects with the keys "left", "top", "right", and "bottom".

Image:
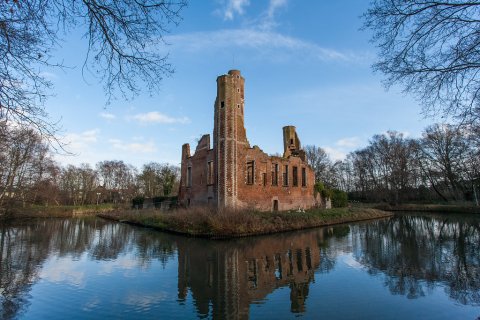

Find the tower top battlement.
[{"left": 228, "top": 69, "right": 241, "bottom": 76}]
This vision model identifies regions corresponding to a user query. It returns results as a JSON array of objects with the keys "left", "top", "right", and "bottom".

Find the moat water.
[{"left": 1, "top": 213, "right": 479, "bottom": 319}]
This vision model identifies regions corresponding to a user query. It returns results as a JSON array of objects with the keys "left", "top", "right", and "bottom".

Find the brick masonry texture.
[{"left": 178, "top": 70, "right": 316, "bottom": 211}]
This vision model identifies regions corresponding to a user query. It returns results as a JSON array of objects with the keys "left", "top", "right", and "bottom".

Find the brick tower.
[
  {"left": 178, "top": 69, "right": 316, "bottom": 211},
  {"left": 213, "top": 70, "right": 248, "bottom": 208}
]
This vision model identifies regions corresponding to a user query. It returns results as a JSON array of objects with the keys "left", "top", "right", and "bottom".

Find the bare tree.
[
  {"left": 364, "top": 1, "right": 480, "bottom": 125},
  {"left": 138, "top": 162, "right": 179, "bottom": 197},
  {"left": 159, "top": 164, "right": 179, "bottom": 196},
  {"left": 420, "top": 123, "right": 478, "bottom": 201},
  {"left": 304, "top": 145, "right": 336, "bottom": 187},
  {"left": 344, "top": 131, "right": 426, "bottom": 203},
  {"left": 138, "top": 162, "right": 163, "bottom": 198},
  {"left": 0, "top": 0, "right": 187, "bottom": 141},
  {"left": 0, "top": 124, "right": 55, "bottom": 208},
  {"left": 96, "top": 160, "right": 137, "bottom": 203}
]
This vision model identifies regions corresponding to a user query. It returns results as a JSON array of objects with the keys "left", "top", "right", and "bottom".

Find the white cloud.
[
  {"left": 55, "top": 129, "right": 102, "bottom": 165},
  {"left": 98, "top": 256, "right": 139, "bottom": 275},
  {"left": 220, "top": 0, "right": 250, "bottom": 20},
  {"left": 82, "top": 297, "right": 101, "bottom": 311},
  {"left": 267, "top": 0, "right": 287, "bottom": 17},
  {"left": 63, "top": 129, "right": 99, "bottom": 150},
  {"left": 132, "top": 111, "right": 190, "bottom": 124},
  {"left": 342, "top": 254, "right": 364, "bottom": 269},
  {"left": 109, "top": 139, "right": 157, "bottom": 153},
  {"left": 40, "top": 257, "right": 86, "bottom": 287},
  {"left": 99, "top": 112, "right": 116, "bottom": 120},
  {"left": 39, "top": 71, "right": 58, "bottom": 80},
  {"left": 260, "top": 0, "right": 288, "bottom": 30},
  {"left": 124, "top": 292, "right": 170, "bottom": 307},
  {"left": 323, "top": 146, "right": 347, "bottom": 161},
  {"left": 167, "top": 29, "right": 367, "bottom": 63},
  {"left": 336, "top": 137, "right": 361, "bottom": 148}
]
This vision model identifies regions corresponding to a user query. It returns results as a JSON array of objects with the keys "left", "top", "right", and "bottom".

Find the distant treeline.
[
  {"left": 305, "top": 123, "right": 480, "bottom": 205},
  {"left": 0, "top": 124, "right": 179, "bottom": 209},
  {"left": 1, "top": 122, "right": 479, "bottom": 210}
]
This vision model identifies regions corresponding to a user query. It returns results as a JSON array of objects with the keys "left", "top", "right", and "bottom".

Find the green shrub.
[
  {"left": 132, "top": 196, "right": 145, "bottom": 208},
  {"left": 314, "top": 182, "right": 325, "bottom": 194},
  {"left": 331, "top": 189, "right": 348, "bottom": 208}
]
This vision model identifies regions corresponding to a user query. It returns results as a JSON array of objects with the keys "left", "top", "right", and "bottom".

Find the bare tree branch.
[
  {"left": 364, "top": 0, "right": 480, "bottom": 125},
  {"left": 0, "top": 0, "right": 187, "bottom": 146}
]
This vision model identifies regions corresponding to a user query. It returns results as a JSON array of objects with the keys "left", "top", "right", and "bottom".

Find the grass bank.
[
  {"left": 98, "top": 207, "right": 392, "bottom": 239},
  {"left": 373, "top": 203, "right": 480, "bottom": 214},
  {"left": 0, "top": 204, "right": 118, "bottom": 220}
]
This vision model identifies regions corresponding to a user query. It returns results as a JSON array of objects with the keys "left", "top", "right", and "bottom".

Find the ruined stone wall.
[
  {"left": 235, "top": 145, "right": 316, "bottom": 211},
  {"left": 178, "top": 69, "right": 316, "bottom": 211},
  {"left": 178, "top": 135, "right": 215, "bottom": 206}
]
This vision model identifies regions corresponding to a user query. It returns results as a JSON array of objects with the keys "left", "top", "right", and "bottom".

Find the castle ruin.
[{"left": 178, "top": 70, "right": 316, "bottom": 211}]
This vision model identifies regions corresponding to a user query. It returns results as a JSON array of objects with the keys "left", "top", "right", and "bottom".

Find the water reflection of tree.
[
  {"left": 316, "top": 226, "right": 350, "bottom": 274},
  {"left": 0, "top": 218, "right": 352, "bottom": 320},
  {"left": 0, "top": 219, "right": 178, "bottom": 319},
  {"left": 353, "top": 215, "right": 480, "bottom": 305}
]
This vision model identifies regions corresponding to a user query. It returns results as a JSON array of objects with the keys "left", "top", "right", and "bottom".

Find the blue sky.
[{"left": 49, "top": 0, "right": 431, "bottom": 168}]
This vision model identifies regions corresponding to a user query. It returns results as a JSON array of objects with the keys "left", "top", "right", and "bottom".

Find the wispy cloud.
[
  {"left": 124, "top": 292, "right": 171, "bottom": 307},
  {"left": 109, "top": 139, "right": 157, "bottom": 153},
  {"left": 99, "top": 112, "right": 116, "bottom": 120},
  {"left": 267, "top": 0, "right": 287, "bottom": 17},
  {"left": 39, "top": 71, "right": 58, "bottom": 80},
  {"left": 40, "top": 257, "right": 86, "bottom": 288},
  {"left": 55, "top": 129, "right": 103, "bottom": 165},
  {"left": 322, "top": 137, "right": 363, "bottom": 161},
  {"left": 336, "top": 136, "right": 361, "bottom": 148},
  {"left": 217, "top": 0, "right": 250, "bottom": 20},
  {"left": 63, "top": 129, "right": 99, "bottom": 149},
  {"left": 260, "top": 0, "right": 288, "bottom": 30},
  {"left": 323, "top": 146, "right": 347, "bottom": 161},
  {"left": 167, "top": 29, "right": 367, "bottom": 63},
  {"left": 132, "top": 111, "right": 190, "bottom": 124}
]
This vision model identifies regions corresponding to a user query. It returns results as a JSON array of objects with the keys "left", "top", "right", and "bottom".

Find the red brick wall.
[
  {"left": 179, "top": 70, "right": 316, "bottom": 211},
  {"left": 235, "top": 145, "right": 316, "bottom": 211}
]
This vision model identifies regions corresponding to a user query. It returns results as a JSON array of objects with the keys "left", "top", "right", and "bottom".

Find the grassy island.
[{"left": 98, "top": 207, "right": 392, "bottom": 239}]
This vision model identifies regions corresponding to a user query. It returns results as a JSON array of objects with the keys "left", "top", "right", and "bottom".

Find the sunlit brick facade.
[{"left": 178, "top": 70, "right": 316, "bottom": 211}]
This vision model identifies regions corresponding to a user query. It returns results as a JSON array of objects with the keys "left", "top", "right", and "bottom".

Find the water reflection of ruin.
[
  {"left": 4, "top": 214, "right": 479, "bottom": 319},
  {"left": 176, "top": 228, "right": 336, "bottom": 319}
]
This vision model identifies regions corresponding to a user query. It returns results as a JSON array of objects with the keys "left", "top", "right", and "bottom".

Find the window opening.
[
  {"left": 271, "top": 163, "right": 278, "bottom": 186},
  {"left": 247, "top": 161, "right": 255, "bottom": 185},
  {"left": 301, "top": 168, "right": 306, "bottom": 187},
  {"left": 283, "top": 165, "right": 289, "bottom": 186},
  {"left": 207, "top": 161, "right": 214, "bottom": 185},
  {"left": 187, "top": 167, "right": 192, "bottom": 187},
  {"left": 293, "top": 166, "right": 298, "bottom": 187}
]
